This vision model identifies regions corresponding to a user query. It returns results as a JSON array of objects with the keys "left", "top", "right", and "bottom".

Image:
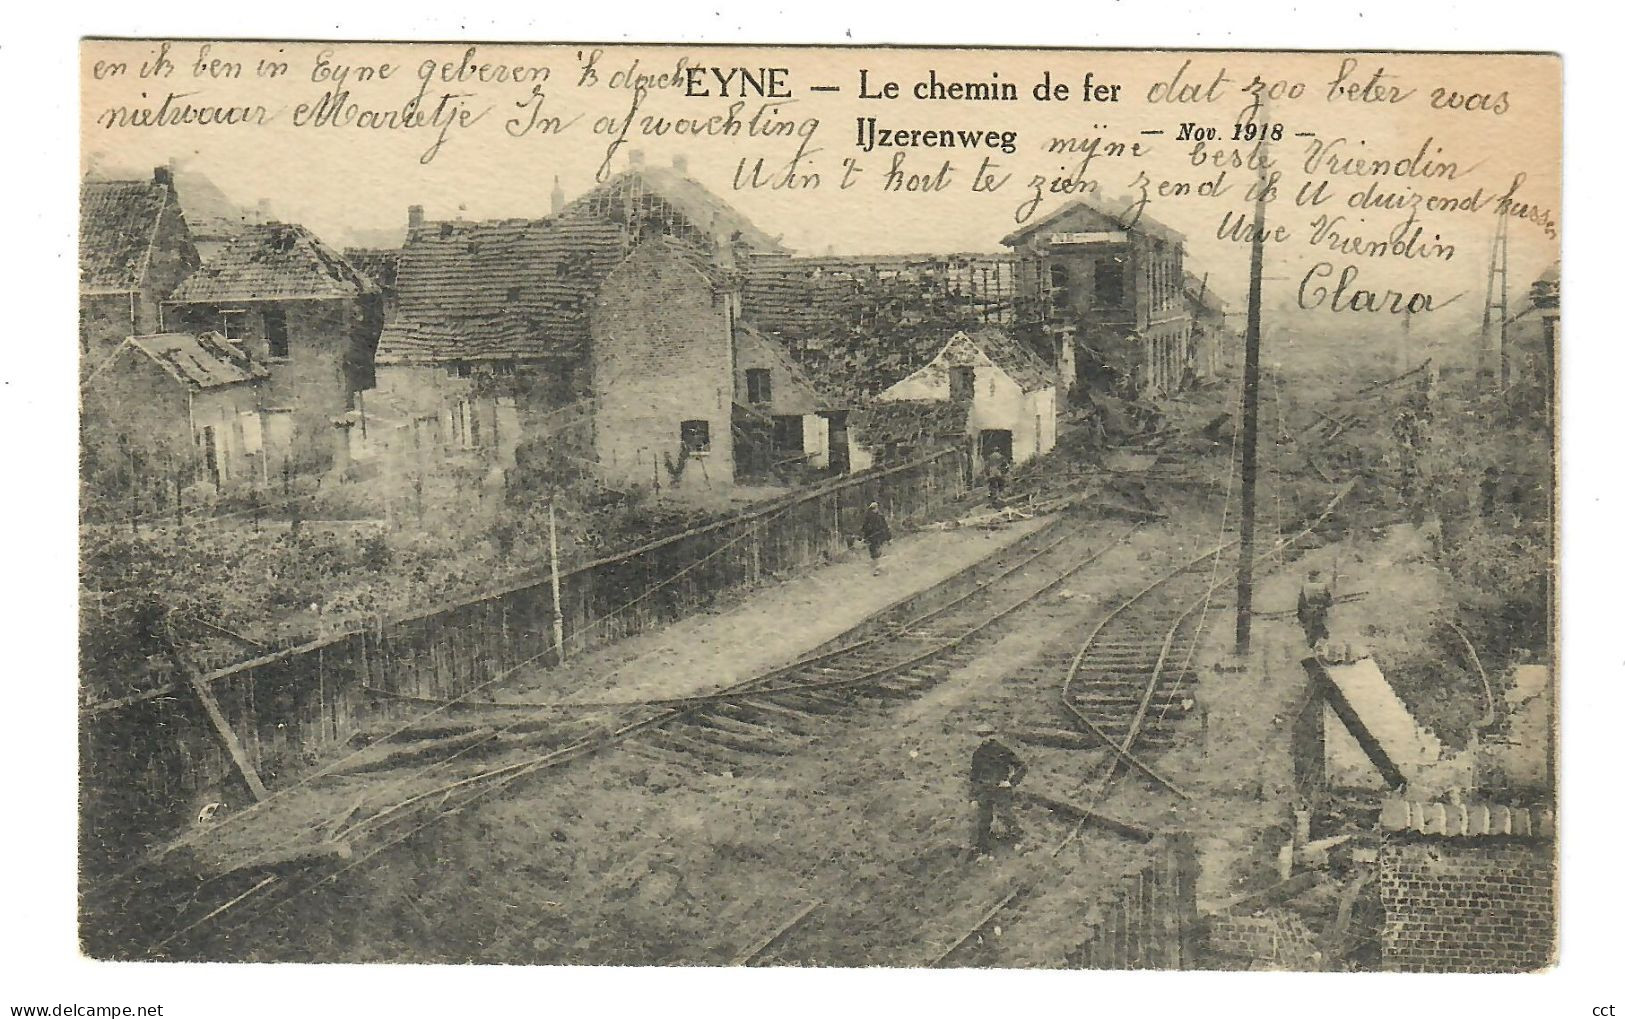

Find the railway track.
[
  {"left": 136, "top": 511, "right": 1146, "bottom": 958},
  {"left": 923, "top": 483, "right": 1354, "bottom": 968},
  {"left": 614, "top": 520, "right": 1139, "bottom": 778}
]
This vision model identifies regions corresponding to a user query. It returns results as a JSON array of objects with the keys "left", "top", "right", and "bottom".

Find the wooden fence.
[
  {"left": 1069, "top": 835, "right": 1199, "bottom": 969},
  {"left": 79, "top": 450, "right": 967, "bottom": 856}
]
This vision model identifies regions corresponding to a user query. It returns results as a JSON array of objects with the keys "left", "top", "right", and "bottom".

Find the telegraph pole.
[{"left": 1234, "top": 101, "right": 1272, "bottom": 655}]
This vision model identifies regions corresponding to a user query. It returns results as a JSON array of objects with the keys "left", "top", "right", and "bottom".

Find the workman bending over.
[{"left": 969, "top": 722, "right": 1028, "bottom": 858}]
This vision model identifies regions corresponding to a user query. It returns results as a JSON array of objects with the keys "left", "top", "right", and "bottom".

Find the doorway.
[
  {"left": 200, "top": 425, "right": 220, "bottom": 490},
  {"left": 978, "top": 428, "right": 1013, "bottom": 466}
]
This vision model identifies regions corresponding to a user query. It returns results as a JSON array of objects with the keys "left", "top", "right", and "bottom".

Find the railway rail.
[
  {"left": 923, "top": 482, "right": 1354, "bottom": 968},
  {"left": 132, "top": 510, "right": 1145, "bottom": 958}
]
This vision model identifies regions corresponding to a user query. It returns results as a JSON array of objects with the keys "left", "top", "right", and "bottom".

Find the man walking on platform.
[{"left": 861, "top": 501, "right": 891, "bottom": 575}]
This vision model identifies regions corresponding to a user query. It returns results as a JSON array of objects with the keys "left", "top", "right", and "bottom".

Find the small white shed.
[{"left": 876, "top": 327, "right": 1058, "bottom": 467}]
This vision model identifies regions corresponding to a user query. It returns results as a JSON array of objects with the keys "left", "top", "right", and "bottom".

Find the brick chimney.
[
  {"left": 408, "top": 205, "right": 425, "bottom": 232},
  {"left": 153, "top": 165, "right": 173, "bottom": 188},
  {"left": 672, "top": 153, "right": 689, "bottom": 175},
  {"left": 550, "top": 176, "right": 564, "bottom": 216}
]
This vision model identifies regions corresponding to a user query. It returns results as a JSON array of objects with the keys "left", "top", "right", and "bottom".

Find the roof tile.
[
  {"left": 80, "top": 179, "right": 170, "bottom": 293},
  {"left": 169, "top": 223, "right": 376, "bottom": 303}
]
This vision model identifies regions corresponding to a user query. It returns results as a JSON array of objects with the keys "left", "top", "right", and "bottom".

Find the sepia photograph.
[{"left": 67, "top": 38, "right": 1561, "bottom": 978}]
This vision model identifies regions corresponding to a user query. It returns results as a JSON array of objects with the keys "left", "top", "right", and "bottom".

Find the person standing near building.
[
  {"left": 1297, "top": 568, "right": 1334, "bottom": 649},
  {"left": 984, "top": 449, "right": 1009, "bottom": 507},
  {"left": 969, "top": 722, "right": 1027, "bottom": 858},
  {"left": 861, "top": 501, "right": 891, "bottom": 575}
]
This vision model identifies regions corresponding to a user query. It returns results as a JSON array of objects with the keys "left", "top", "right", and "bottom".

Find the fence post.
[
  {"left": 548, "top": 499, "right": 566, "bottom": 664},
  {"left": 128, "top": 448, "right": 138, "bottom": 535}
]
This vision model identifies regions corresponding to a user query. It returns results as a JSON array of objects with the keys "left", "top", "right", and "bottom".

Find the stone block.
[
  {"left": 1489, "top": 805, "right": 1512, "bottom": 834},
  {"left": 1380, "top": 798, "right": 1411, "bottom": 831}
]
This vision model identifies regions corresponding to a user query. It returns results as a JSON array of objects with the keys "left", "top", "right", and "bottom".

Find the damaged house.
[
  {"left": 79, "top": 167, "right": 201, "bottom": 373},
  {"left": 1294, "top": 654, "right": 1555, "bottom": 972},
  {"left": 590, "top": 236, "right": 848, "bottom": 490},
  {"left": 740, "top": 252, "right": 1070, "bottom": 469},
  {"left": 377, "top": 153, "right": 845, "bottom": 490},
  {"left": 371, "top": 207, "right": 624, "bottom": 465},
  {"left": 733, "top": 320, "right": 846, "bottom": 477},
  {"left": 164, "top": 224, "right": 384, "bottom": 473},
  {"left": 1002, "top": 196, "right": 1195, "bottom": 399},
  {"left": 1184, "top": 269, "right": 1232, "bottom": 381},
  {"left": 81, "top": 331, "right": 270, "bottom": 492},
  {"left": 874, "top": 326, "right": 1058, "bottom": 469}
]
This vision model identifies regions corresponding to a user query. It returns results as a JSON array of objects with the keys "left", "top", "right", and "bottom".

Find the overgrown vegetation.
[{"left": 79, "top": 454, "right": 736, "bottom": 705}]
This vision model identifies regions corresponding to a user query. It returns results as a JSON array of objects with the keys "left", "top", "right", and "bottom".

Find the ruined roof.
[
  {"left": 741, "top": 253, "right": 1029, "bottom": 401},
  {"left": 1000, "top": 194, "right": 1185, "bottom": 248},
  {"left": 849, "top": 399, "right": 968, "bottom": 452},
  {"left": 375, "top": 166, "right": 779, "bottom": 365},
  {"left": 343, "top": 247, "right": 402, "bottom": 293},
  {"left": 742, "top": 252, "right": 1024, "bottom": 339},
  {"left": 377, "top": 215, "right": 627, "bottom": 365},
  {"left": 168, "top": 223, "right": 377, "bottom": 303},
  {"left": 961, "top": 327, "right": 1058, "bottom": 393},
  {"left": 123, "top": 331, "right": 269, "bottom": 390},
  {"left": 571, "top": 165, "right": 787, "bottom": 254},
  {"left": 1183, "top": 270, "right": 1229, "bottom": 315},
  {"left": 80, "top": 179, "right": 174, "bottom": 294}
]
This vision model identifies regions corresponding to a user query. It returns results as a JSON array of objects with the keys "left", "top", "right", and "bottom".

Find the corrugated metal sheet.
[{"left": 125, "top": 331, "right": 270, "bottom": 390}]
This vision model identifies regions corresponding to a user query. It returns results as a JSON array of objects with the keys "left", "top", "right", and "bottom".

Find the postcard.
[{"left": 77, "top": 41, "right": 1558, "bottom": 971}]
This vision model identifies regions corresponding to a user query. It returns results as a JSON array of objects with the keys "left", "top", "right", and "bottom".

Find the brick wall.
[
  {"left": 1378, "top": 837, "right": 1554, "bottom": 972},
  {"left": 590, "top": 238, "right": 735, "bottom": 488}
]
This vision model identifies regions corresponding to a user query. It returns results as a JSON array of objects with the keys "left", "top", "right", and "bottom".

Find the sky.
[{"left": 82, "top": 42, "right": 1562, "bottom": 345}]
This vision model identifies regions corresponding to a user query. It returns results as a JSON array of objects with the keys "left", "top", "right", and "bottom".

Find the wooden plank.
[
  {"left": 166, "top": 638, "right": 269, "bottom": 803},
  {"left": 926, "top": 883, "right": 1028, "bottom": 967},
  {"left": 1020, "top": 791, "right": 1160, "bottom": 843},
  {"left": 733, "top": 899, "right": 823, "bottom": 965}
]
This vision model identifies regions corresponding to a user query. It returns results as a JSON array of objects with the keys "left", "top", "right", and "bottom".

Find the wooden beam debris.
[
  {"left": 732, "top": 899, "right": 823, "bottom": 965},
  {"left": 163, "top": 627, "right": 268, "bottom": 803},
  {"left": 1019, "top": 791, "right": 1161, "bottom": 843}
]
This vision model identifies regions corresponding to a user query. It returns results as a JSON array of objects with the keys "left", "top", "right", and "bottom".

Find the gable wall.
[{"left": 590, "top": 243, "right": 735, "bottom": 488}]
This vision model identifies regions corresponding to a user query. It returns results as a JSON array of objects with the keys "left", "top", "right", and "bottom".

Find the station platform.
[{"left": 495, "top": 514, "right": 1054, "bottom": 707}]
